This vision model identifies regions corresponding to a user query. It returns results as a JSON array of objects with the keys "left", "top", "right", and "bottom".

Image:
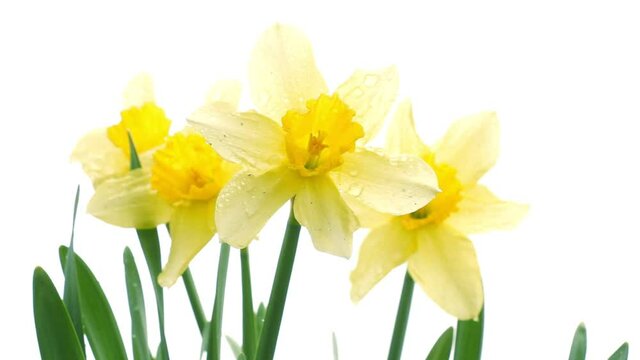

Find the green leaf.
[
  {"left": 426, "top": 327, "right": 454, "bottom": 360},
  {"left": 569, "top": 323, "right": 587, "bottom": 360},
  {"left": 124, "top": 247, "right": 151, "bottom": 360},
  {"left": 182, "top": 267, "right": 206, "bottom": 334},
  {"left": 62, "top": 186, "right": 85, "bottom": 355},
  {"left": 33, "top": 267, "right": 85, "bottom": 360},
  {"left": 226, "top": 335, "right": 244, "bottom": 359},
  {"left": 204, "top": 243, "right": 231, "bottom": 360},
  {"left": 240, "top": 247, "right": 256, "bottom": 360},
  {"left": 255, "top": 303, "right": 266, "bottom": 339},
  {"left": 609, "top": 342, "right": 629, "bottom": 360},
  {"left": 128, "top": 132, "right": 142, "bottom": 170},
  {"left": 453, "top": 306, "right": 484, "bottom": 360},
  {"left": 60, "top": 246, "right": 128, "bottom": 360},
  {"left": 332, "top": 332, "right": 339, "bottom": 360}
]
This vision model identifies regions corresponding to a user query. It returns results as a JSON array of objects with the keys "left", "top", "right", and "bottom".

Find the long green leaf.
[
  {"left": 62, "top": 186, "right": 85, "bottom": 355},
  {"left": 255, "top": 303, "right": 266, "bottom": 340},
  {"left": 182, "top": 267, "right": 206, "bottom": 334},
  {"left": 569, "top": 323, "right": 587, "bottom": 360},
  {"left": 332, "top": 332, "right": 339, "bottom": 360},
  {"left": 388, "top": 271, "right": 415, "bottom": 360},
  {"left": 226, "top": 336, "right": 244, "bottom": 359},
  {"left": 453, "top": 306, "right": 484, "bottom": 360},
  {"left": 124, "top": 247, "right": 151, "bottom": 360},
  {"left": 609, "top": 342, "right": 629, "bottom": 360},
  {"left": 241, "top": 247, "right": 256, "bottom": 360},
  {"left": 60, "top": 246, "right": 128, "bottom": 360},
  {"left": 205, "top": 243, "right": 231, "bottom": 360},
  {"left": 33, "top": 267, "right": 85, "bottom": 360},
  {"left": 426, "top": 327, "right": 454, "bottom": 360}
]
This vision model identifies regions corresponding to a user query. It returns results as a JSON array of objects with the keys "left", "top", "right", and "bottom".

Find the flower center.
[
  {"left": 107, "top": 102, "right": 171, "bottom": 156},
  {"left": 282, "top": 94, "right": 364, "bottom": 177},
  {"left": 401, "top": 154, "right": 463, "bottom": 230},
  {"left": 151, "top": 133, "right": 235, "bottom": 204}
]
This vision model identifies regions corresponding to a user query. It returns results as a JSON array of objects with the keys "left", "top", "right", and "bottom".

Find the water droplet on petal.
[
  {"left": 348, "top": 170, "right": 359, "bottom": 177},
  {"left": 348, "top": 183, "right": 364, "bottom": 197}
]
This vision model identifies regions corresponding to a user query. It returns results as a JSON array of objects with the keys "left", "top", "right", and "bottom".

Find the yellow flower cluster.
[{"left": 72, "top": 24, "right": 526, "bottom": 319}]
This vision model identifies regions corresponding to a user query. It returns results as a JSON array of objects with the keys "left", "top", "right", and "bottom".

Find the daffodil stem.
[
  {"left": 182, "top": 267, "right": 206, "bottom": 334},
  {"left": 206, "top": 243, "right": 230, "bottom": 360},
  {"left": 255, "top": 204, "right": 301, "bottom": 360},
  {"left": 241, "top": 247, "right": 256, "bottom": 360},
  {"left": 387, "top": 270, "right": 415, "bottom": 360},
  {"left": 453, "top": 306, "right": 484, "bottom": 360}
]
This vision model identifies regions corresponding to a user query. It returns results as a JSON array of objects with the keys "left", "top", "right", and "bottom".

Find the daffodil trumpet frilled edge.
[{"left": 350, "top": 100, "right": 528, "bottom": 321}]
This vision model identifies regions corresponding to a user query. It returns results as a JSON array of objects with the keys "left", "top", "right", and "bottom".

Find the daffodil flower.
[
  {"left": 350, "top": 101, "right": 528, "bottom": 320},
  {"left": 72, "top": 75, "right": 241, "bottom": 286},
  {"left": 189, "top": 24, "right": 439, "bottom": 258}
]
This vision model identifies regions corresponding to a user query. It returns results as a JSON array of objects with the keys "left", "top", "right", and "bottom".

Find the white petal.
[
  {"left": 331, "top": 150, "right": 439, "bottom": 216},
  {"left": 215, "top": 166, "right": 302, "bottom": 248},
  {"left": 188, "top": 106, "right": 287, "bottom": 172},
  {"left": 87, "top": 168, "right": 173, "bottom": 228},
  {"left": 435, "top": 112, "right": 499, "bottom": 185},
  {"left": 385, "top": 99, "right": 429, "bottom": 156},
  {"left": 293, "top": 176, "right": 359, "bottom": 258},
  {"left": 71, "top": 128, "right": 129, "bottom": 186},
  {"left": 408, "top": 225, "right": 483, "bottom": 320},
  {"left": 350, "top": 219, "right": 416, "bottom": 301},
  {"left": 445, "top": 184, "right": 528, "bottom": 234},
  {"left": 249, "top": 24, "right": 328, "bottom": 120},
  {"left": 335, "top": 66, "right": 399, "bottom": 143},
  {"left": 205, "top": 79, "right": 242, "bottom": 112},
  {"left": 158, "top": 200, "right": 216, "bottom": 287},
  {"left": 123, "top": 73, "right": 155, "bottom": 108}
]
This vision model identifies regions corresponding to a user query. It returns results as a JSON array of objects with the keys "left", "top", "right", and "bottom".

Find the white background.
[{"left": 1, "top": 0, "right": 639, "bottom": 359}]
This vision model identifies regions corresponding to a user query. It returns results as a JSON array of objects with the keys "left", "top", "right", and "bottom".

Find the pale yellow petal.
[
  {"left": 341, "top": 193, "right": 393, "bottom": 229},
  {"left": 123, "top": 73, "right": 155, "bottom": 108},
  {"left": 385, "top": 99, "right": 429, "bottom": 156},
  {"left": 188, "top": 106, "right": 287, "bottom": 172},
  {"left": 293, "top": 176, "right": 358, "bottom": 258},
  {"left": 249, "top": 24, "right": 328, "bottom": 120},
  {"left": 335, "top": 66, "right": 399, "bottom": 143},
  {"left": 215, "top": 166, "right": 302, "bottom": 248},
  {"left": 445, "top": 184, "right": 528, "bottom": 234},
  {"left": 408, "top": 225, "right": 483, "bottom": 320},
  {"left": 87, "top": 168, "right": 173, "bottom": 228},
  {"left": 205, "top": 79, "right": 242, "bottom": 112},
  {"left": 350, "top": 219, "right": 416, "bottom": 302},
  {"left": 71, "top": 128, "right": 129, "bottom": 186},
  {"left": 158, "top": 200, "right": 216, "bottom": 287},
  {"left": 331, "top": 150, "right": 439, "bottom": 216},
  {"left": 434, "top": 112, "right": 499, "bottom": 185}
]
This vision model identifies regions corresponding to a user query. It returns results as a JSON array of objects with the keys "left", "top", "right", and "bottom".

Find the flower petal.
[
  {"left": 158, "top": 200, "right": 216, "bottom": 287},
  {"left": 385, "top": 99, "right": 429, "bottom": 156},
  {"left": 341, "top": 193, "right": 393, "bottom": 229},
  {"left": 123, "top": 73, "right": 155, "bottom": 108},
  {"left": 350, "top": 219, "right": 416, "bottom": 302},
  {"left": 446, "top": 184, "right": 528, "bottom": 234},
  {"left": 188, "top": 107, "right": 287, "bottom": 172},
  {"left": 215, "top": 166, "right": 302, "bottom": 248},
  {"left": 408, "top": 225, "right": 483, "bottom": 320},
  {"left": 434, "top": 112, "right": 499, "bottom": 185},
  {"left": 331, "top": 150, "right": 439, "bottom": 216},
  {"left": 335, "top": 66, "right": 399, "bottom": 143},
  {"left": 205, "top": 79, "right": 242, "bottom": 111},
  {"left": 293, "top": 176, "right": 358, "bottom": 258},
  {"left": 87, "top": 168, "right": 173, "bottom": 228},
  {"left": 71, "top": 128, "right": 129, "bottom": 186},
  {"left": 249, "top": 24, "right": 328, "bottom": 120}
]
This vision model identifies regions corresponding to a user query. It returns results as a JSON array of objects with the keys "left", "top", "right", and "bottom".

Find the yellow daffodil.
[
  {"left": 72, "top": 75, "right": 241, "bottom": 286},
  {"left": 350, "top": 100, "right": 528, "bottom": 320},
  {"left": 188, "top": 24, "right": 439, "bottom": 257}
]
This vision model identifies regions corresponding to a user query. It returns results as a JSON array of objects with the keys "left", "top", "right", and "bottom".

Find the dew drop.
[
  {"left": 348, "top": 169, "right": 359, "bottom": 177},
  {"left": 348, "top": 183, "right": 364, "bottom": 197}
]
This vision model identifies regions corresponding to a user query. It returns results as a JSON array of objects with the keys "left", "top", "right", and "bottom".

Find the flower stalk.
[
  {"left": 387, "top": 270, "right": 415, "bottom": 360},
  {"left": 241, "top": 247, "right": 257, "bottom": 359}
]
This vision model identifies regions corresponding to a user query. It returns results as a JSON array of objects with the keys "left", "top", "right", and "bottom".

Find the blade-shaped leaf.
[
  {"left": 124, "top": 247, "right": 151, "bottom": 360},
  {"left": 62, "top": 186, "right": 84, "bottom": 355},
  {"left": 255, "top": 303, "right": 266, "bottom": 339},
  {"left": 205, "top": 243, "right": 231, "bottom": 360},
  {"left": 226, "top": 335, "right": 244, "bottom": 359},
  {"left": 426, "top": 327, "right": 454, "bottom": 360},
  {"left": 453, "top": 306, "right": 484, "bottom": 360},
  {"left": 332, "top": 332, "right": 339, "bottom": 360},
  {"left": 569, "top": 323, "right": 587, "bottom": 360},
  {"left": 33, "top": 267, "right": 85, "bottom": 360},
  {"left": 60, "top": 246, "right": 128, "bottom": 360},
  {"left": 240, "top": 248, "right": 256, "bottom": 359},
  {"left": 609, "top": 342, "right": 629, "bottom": 360}
]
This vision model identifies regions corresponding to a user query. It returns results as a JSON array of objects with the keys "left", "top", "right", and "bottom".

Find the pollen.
[
  {"left": 282, "top": 93, "right": 364, "bottom": 177},
  {"left": 401, "top": 154, "right": 463, "bottom": 230},
  {"left": 151, "top": 133, "right": 235, "bottom": 204},
  {"left": 107, "top": 102, "right": 171, "bottom": 156}
]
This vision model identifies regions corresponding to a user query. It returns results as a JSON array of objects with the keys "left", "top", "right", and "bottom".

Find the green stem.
[
  {"left": 182, "top": 267, "right": 206, "bottom": 334},
  {"left": 241, "top": 247, "right": 256, "bottom": 359},
  {"left": 453, "top": 306, "right": 484, "bottom": 360},
  {"left": 206, "top": 243, "right": 231, "bottom": 360},
  {"left": 255, "top": 204, "right": 301, "bottom": 360},
  {"left": 387, "top": 271, "right": 415, "bottom": 360}
]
